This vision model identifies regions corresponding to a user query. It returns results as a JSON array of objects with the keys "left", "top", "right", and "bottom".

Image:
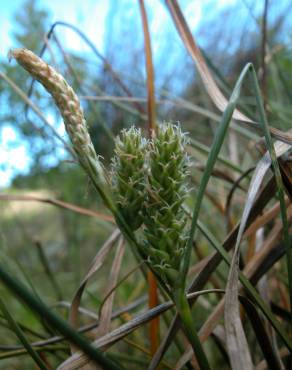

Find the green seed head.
[
  {"left": 142, "top": 123, "right": 190, "bottom": 285},
  {"left": 111, "top": 127, "right": 148, "bottom": 230}
]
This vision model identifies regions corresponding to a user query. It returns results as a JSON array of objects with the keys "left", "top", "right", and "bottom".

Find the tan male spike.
[{"left": 10, "top": 48, "right": 107, "bottom": 187}]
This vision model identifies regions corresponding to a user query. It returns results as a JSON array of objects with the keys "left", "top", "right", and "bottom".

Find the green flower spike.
[
  {"left": 143, "top": 123, "right": 190, "bottom": 285},
  {"left": 111, "top": 127, "right": 147, "bottom": 231}
]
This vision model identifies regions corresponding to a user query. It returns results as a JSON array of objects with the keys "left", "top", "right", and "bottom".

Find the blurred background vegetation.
[{"left": 0, "top": 0, "right": 292, "bottom": 368}]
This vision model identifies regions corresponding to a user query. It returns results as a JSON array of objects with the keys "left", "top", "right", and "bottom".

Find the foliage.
[{"left": 0, "top": 1, "right": 292, "bottom": 369}]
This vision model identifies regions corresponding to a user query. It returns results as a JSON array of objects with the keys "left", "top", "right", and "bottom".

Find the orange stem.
[
  {"left": 139, "top": 0, "right": 159, "bottom": 355},
  {"left": 139, "top": 0, "right": 156, "bottom": 136}
]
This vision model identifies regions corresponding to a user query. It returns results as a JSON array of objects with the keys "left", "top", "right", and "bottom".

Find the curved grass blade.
[
  {"left": 224, "top": 151, "right": 273, "bottom": 370},
  {"left": 148, "top": 176, "right": 278, "bottom": 370},
  {"left": 198, "top": 220, "right": 292, "bottom": 350},
  {"left": 57, "top": 290, "right": 222, "bottom": 370},
  {"left": 95, "top": 237, "right": 125, "bottom": 337},
  {"left": 164, "top": 0, "right": 292, "bottom": 145},
  {"left": 0, "top": 297, "right": 49, "bottom": 370},
  {"left": 176, "top": 60, "right": 292, "bottom": 367},
  {"left": 175, "top": 295, "right": 283, "bottom": 370},
  {"left": 0, "top": 297, "right": 147, "bottom": 352},
  {"left": 224, "top": 64, "right": 291, "bottom": 368},
  {"left": 248, "top": 65, "right": 292, "bottom": 313},
  {"left": 149, "top": 171, "right": 291, "bottom": 369},
  {"left": 164, "top": 0, "right": 250, "bottom": 122},
  {"left": 180, "top": 63, "right": 252, "bottom": 286},
  {"left": 82, "top": 237, "right": 125, "bottom": 369},
  {"left": 69, "top": 229, "right": 120, "bottom": 333},
  {"left": 0, "top": 262, "right": 124, "bottom": 370},
  {"left": 176, "top": 219, "right": 292, "bottom": 369}
]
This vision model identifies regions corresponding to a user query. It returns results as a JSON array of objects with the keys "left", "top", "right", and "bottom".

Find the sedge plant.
[
  {"left": 111, "top": 123, "right": 210, "bottom": 369},
  {"left": 11, "top": 48, "right": 210, "bottom": 369}
]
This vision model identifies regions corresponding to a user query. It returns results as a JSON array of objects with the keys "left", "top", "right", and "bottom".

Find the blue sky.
[
  {"left": 0, "top": 0, "right": 111, "bottom": 59},
  {"left": 1, "top": 0, "right": 287, "bottom": 188},
  {"left": 0, "top": 0, "right": 220, "bottom": 188},
  {"left": 0, "top": 0, "right": 241, "bottom": 57},
  {"left": 0, "top": 0, "right": 112, "bottom": 187}
]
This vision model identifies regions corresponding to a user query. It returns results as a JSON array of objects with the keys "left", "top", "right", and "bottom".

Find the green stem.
[
  {"left": 174, "top": 289, "right": 211, "bottom": 370},
  {"left": 35, "top": 241, "right": 63, "bottom": 301},
  {"left": 0, "top": 298, "right": 48, "bottom": 370},
  {"left": 180, "top": 64, "right": 252, "bottom": 286},
  {"left": 0, "top": 263, "right": 124, "bottom": 370}
]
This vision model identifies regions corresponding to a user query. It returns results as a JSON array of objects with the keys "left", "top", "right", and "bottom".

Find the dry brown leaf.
[
  {"left": 224, "top": 141, "right": 289, "bottom": 370},
  {"left": 69, "top": 229, "right": 120, "bottom": 352},
  {"left": 165, "top": 0, "right": 292, "bottom": 145},
  {"left": 165, "top": 0, "right": 250, "bottom": 122},
  {"left": 175, "top": 207, "right": 292, "bottom": 369},
  {"left": 84, "top": 237, "right": 125, "bottom": 370},
  {"left": 95, "top": 237, "right": 125, "bottom": 337},
  {"left": 57, "top": 290, "right": 221, "bottom": 370},
  {"left": 0, "top": 193, "right": 115, "bottom": 223}
]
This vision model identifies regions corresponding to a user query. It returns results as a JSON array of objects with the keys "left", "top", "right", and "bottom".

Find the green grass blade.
[
  {"left": 248, "top": 64, "right": 292, "bottom": 314},
  {"left": 0, "top": 262, "right": 124, "bottom": 370},
  {"left": 0, "top": 297, "right": 49, "bottom": 370},
  {"left": 224, "top": 147, "right": 276, "bottom": 369},
  {"left": 197, "top": 220, "right": 292, "bottom": 351},
  {"left": 173, "top": 290, "right": 211, "bottom": 370},
  {"left": 180, "top": 63, "right": 252, "bottom": 286},
  {"left": 35, "top": 241, "right": 63, "bottom": 301}
]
